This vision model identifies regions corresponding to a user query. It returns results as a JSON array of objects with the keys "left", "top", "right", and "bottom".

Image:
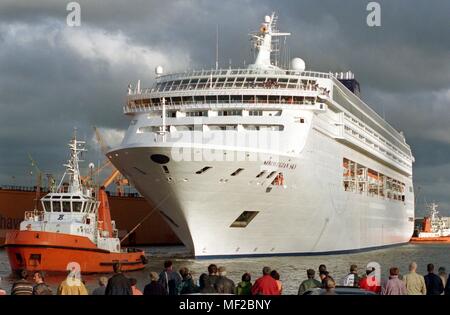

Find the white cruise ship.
[{"left": 108, "top": 13, "right": 415, "bottom": 258}]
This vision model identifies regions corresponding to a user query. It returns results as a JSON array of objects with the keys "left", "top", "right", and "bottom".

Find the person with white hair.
[{"left": 403, "top": 262, "right": 426, "bottom": 295}]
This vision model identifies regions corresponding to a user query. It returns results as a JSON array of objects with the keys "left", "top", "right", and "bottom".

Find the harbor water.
[{"left": 1, "top": 243, "right": 449, "bottom": 295}]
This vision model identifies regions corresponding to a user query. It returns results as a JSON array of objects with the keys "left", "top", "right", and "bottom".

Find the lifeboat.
[{"left": 3, "top": 134, "right": 148, "bottom": 273}]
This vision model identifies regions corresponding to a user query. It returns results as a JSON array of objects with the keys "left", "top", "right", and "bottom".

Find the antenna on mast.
[{"left": 215, "top": 24, "right": 219, "bottom": 70}]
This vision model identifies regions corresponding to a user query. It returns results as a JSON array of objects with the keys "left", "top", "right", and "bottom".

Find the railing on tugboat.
[{"left": 24, "top": 210, "right": 45, "bottom": 222}]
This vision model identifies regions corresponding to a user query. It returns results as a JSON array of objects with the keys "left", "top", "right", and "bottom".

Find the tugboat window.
[
  {"left": 63, "top": 202, "right": 71, "bottom": 212},
  {"left": 53, "top": 202, "right": 61, "bottom": 212},
  {"left": 43, "top": 201, "right": 51, "bottom": 212},
  {"left": 73, "top": 202, "right": 82, "bottom": 212}
]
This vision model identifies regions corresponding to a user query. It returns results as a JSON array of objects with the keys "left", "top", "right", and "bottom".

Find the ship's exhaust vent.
[
  {"left": 256, "top": 171, "right": 266, "bottom": 178},
  {"left": 231, "top": 168, "right": 244, "bottom": 176},
  {"left": 196, "top": 166, "right": 212, "bottom": 174},
  {"left": 162, "top": 166, "right": 170, "bottom": 174},
  {"left": 230, "top": 211, "right": 259, "bottom": 228}
]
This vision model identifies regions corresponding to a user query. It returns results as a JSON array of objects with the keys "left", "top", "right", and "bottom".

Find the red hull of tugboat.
[
  {"left": 410, "top": 236, "right": 450, "bottom": 243},
  {"left": 4, "top": 230, "right": 147, "bottom": 273}
]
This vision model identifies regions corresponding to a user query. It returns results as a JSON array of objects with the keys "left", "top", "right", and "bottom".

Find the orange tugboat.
[
  {"left": 3, "top": 134, "right": 148, "bottom": 273},
  {"left": 410, "top": 203, "right": 450, "bottom": 243}
]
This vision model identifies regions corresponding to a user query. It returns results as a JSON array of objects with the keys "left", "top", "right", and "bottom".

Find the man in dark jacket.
[
  {"left": 207, "top": 264, "right": 220, "bottom": 289},
  {"left": 179, "top": 267, "right": 199, "bottom": 294},
  {"left": 199, "top": 273, "right": 216, "bottom": 294},
  {"left": 144, "top": 272, "right": 167, "bottom": 295},
  {"left": 215, "top": 267, "right": 235, "bottom": 294},
  {"left": 105, "top": 262, "right": 132, "bottom": 295},
  {"left": 445, "top": 274, "right": 450, "bottom": 295},
  {"left": 158, "top": 260, "right": 182, "bottom": 295},
  {"left": 424, "top": 263, "right": 444, "bottom": 295},
  {"left": 32, "top": 271, "right": 53, "bottom": 295}
]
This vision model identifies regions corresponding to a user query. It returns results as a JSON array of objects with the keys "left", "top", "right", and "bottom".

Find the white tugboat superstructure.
[{"left": 108, "top": 14, "right": 415, "bottom": 257}]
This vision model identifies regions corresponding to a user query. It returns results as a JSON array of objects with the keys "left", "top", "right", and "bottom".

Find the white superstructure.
[{"left": 108, "top": 14, "right": 415, "bottom": 257}]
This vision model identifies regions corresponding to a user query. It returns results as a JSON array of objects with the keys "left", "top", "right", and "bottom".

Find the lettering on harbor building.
[
  {"left": 0, "top": 214, "right": 22, "bottom": 230},
  {"left": 263, "top": 160, "right": 297, "bottom": 170}
]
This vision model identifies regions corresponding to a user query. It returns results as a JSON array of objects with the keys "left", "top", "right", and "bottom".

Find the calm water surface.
[{"left": 1, "top": 244, "right": 449, "bottom": 295}]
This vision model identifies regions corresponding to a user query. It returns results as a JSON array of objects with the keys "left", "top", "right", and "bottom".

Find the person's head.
[
  {"left": 113, "top": 262, "right": 122, "bottom": 273},
  {"left": 324, "top": 277, "right": 336, "bottom": 290},
  {"left": 262, "top": 266, "right": 271, "bottom": 276},
  {"left": 16, "top": 269, "right": 28, "bottom": 280},
  {"left": 208, "top": 264, "right": 218, "bottom": 275},
  {"left": 149, "top": 272, "right": 159, "bottom": 282},
  {"left": 164, "top": 260, "right": 173, "bottom": 271},
  {"left": 350, "top": 264, "right": 358, "bottom": 274},
  {"left": 409, "top": 262, "right": 418, "bottom": 272},
  {"left": 438, "top": 267, "right": 446, "bottom": 274},
  {"left": 270, "top": 270, "right": 280, "bottom": 281},
  {"left": 98, "top": 276, "right": 108, "bottom": 287},
  {"left": 241, "top": 273, "right": 251, "bottom": 282},
  {"left": 318, "top": 264, "right": 327, "bottom": 273},
  {"left": 129, "top": 278, "right": 137, "bottom": 287},
  {"left": 199, "top": 273, "right": 210, "bottom": 288},
  {"left": 427, "top": 263, "right": 434, "bottom": 273},
  {"left": 366, "top": 267, "right": 375, "bottom": 276},
  {"left": 218, "top": 266, "right": 227, "bottom": 277},
  {"left": 306, "top": 269, "right": 315, "bottom": 279},
  {"left": 32, "top": 271, "right": 44, "bottom": 284},
  {"left": 389, "top": 267, "right": 400, "bottom": 277},
  {"left": 179, "top": 267, "right": 190, "bottom": 279}
]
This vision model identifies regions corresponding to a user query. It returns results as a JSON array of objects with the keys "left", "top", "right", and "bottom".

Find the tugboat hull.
[
  {"left": 410, "top": 236, "right": 450, "bottom": 244},
  {"left": 4, "top": 230, "right": 147, "bottom": 273}
]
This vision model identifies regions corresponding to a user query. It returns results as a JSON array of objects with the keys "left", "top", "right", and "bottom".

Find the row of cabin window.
[
  {"left": 42, "top": 201, "right": 96, "bottom": 213},
  {"left": 154, "top": 77, "right": 316, "bottom": 92},
  {"left": 133, "top": 96, "right": 317, "bottom": 106},
  {"left": 165, "top": 110, "right": 272, "bottom": 118}
]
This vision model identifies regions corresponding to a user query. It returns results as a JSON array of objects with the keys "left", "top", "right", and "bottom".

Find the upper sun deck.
[{"left": 131, "top": 68, "right": 332, "bottom": 96}]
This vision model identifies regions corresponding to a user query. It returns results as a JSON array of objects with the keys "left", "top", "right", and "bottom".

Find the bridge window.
[
  {"left": 43, "top": 201, "right": 51, "bottom": 212},
  {"left": 186, "top": 111, "right": 207, "bottom": 117},
  {"left": 53, "top": 202, "right": 61, "bottom": 212},
  {"left": 73, "top": 202, "right": 82, "bottom": 212},
  {"left": 231, "top": 95, "right": 242, "bottom": 102},
  {"left": 218, "top": 110, "right": 242, "bottom": 116},
  {"left": 249, "top": 110, "right": 263, "bottom": 116},
  {"left": 63, "top": 201, "right": 71, "bottom": 213}
]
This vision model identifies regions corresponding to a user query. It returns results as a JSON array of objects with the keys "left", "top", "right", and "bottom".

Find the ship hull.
[
  {"left": 4, "top": 230, "right": 147, "bottom": 273},
  {"left": 109, "top": 127, "right": 415, "bottom": 258}
]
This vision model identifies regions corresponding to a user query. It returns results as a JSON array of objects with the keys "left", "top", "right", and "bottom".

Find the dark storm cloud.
[{"left": 0, "top": 0, "right": 449, "bottom": 216}]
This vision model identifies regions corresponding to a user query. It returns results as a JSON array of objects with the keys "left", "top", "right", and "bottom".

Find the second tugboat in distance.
[{"left": 3, "top": 132, "right": 148, "bottom": 273}]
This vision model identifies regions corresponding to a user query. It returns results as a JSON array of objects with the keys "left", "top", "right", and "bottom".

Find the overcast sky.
[{"left": 0, "top": 0, "right": 449, "bottom": 216}]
